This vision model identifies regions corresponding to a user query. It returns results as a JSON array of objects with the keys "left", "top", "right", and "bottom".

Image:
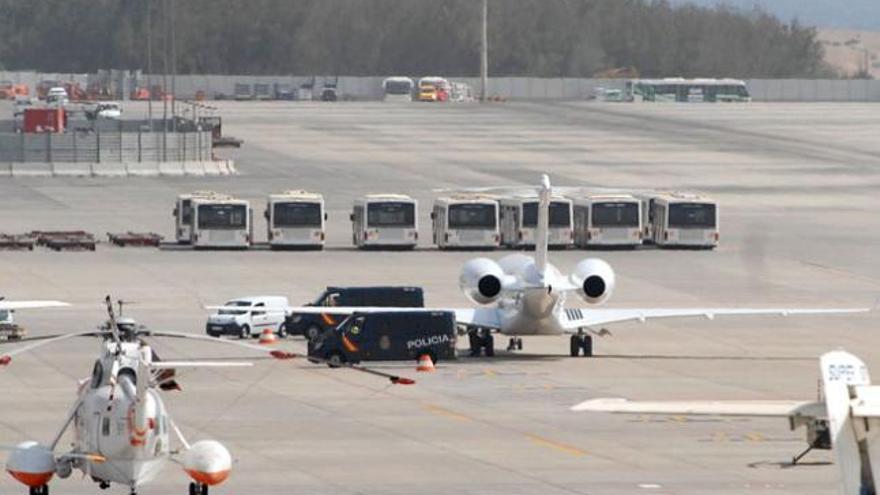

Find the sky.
[{"left": 670, "top": 0, "right": 880, "bottom": 30}]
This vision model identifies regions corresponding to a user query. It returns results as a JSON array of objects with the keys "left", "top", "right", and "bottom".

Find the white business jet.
[
  {"left": 234, "top": 175, "right": 867, "bottom": 357},
  {"left": 573, "top": 350, "right": 880, "bottom": 495}
]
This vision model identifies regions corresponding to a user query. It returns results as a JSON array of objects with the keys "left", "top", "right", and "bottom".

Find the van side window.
[{"left": 252, "top": 302, "right": 266, "bottom": 316}]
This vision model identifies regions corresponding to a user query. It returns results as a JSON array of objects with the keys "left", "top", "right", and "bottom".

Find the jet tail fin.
[
  {"left": 819, "top": 350, "right": 876, "bottom": 495},
  {"left": 535, "top": 174, "right": 551, "bottom": 277}
]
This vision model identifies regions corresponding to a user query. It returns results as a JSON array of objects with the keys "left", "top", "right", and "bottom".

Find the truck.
[
  {"left": 307, "top": 310, "right": 456, "bottom": 366},
  {"left": 286, "top": 286, "right": 425, "bottom": 340}
]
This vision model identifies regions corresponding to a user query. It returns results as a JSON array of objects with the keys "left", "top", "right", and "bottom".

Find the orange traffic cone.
[
  {"left": 416, "top": 354, "right": 435, "bottom": 372},
  {"left": 258, "top": 328, "right": 277, "bottom": 345}
]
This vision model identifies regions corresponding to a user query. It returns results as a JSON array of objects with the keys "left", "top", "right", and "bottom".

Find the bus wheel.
[
  {"left": 305, "top": 325, "right": 322, "bottom": 341},
  {"left": 570, "top": 335, "right": 581, "bottom": 357},
  {"left": 326, "top": 352, "right": 345, "bottom": 368},
  {"left": 239, "top": 325, "right": 250, "bottom": 340}
]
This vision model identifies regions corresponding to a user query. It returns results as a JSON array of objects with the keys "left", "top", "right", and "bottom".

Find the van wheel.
[
  {"left": 277, "top": 323, "right": 288, "bottom": 339},
  {"left": 305, "top": 325, "right": 321, "bottom": 341},
  {"left": 239, "top": 325, "right": 250, "bottom": 339},
  {"left": 326, "top": 351, "right": 346, "bottom": 368}
]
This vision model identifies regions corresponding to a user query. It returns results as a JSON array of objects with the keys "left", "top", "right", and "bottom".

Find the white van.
[
  {"left": 46, "top": 87, "right": 69, "bottom": 106},
  {"left": 205, "top": 296, "right": 290, "bottom": 339}
]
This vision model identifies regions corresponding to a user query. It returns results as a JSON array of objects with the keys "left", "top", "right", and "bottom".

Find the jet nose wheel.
[
  {"left": 189, "top": 482, "right": 209, "bottom": 495},
  {"left": 29, "top": 485, "right": 49, "bottom": 495},
  {"left": 570, "top": 333, "right": 593, "bottom": 357},
  {"left": 506, "top": 337, "right": 523, "bottom": 351}
]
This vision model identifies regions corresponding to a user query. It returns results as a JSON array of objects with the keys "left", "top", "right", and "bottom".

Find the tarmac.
[{"left": 0, "top": 100, "right": 879, "bottom": 494}]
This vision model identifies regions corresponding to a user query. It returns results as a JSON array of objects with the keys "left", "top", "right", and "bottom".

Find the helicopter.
[{"left": 0, "top": 296, "right": 414, "bottom": 495}]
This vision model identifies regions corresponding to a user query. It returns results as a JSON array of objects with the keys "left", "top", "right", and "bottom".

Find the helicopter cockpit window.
[{"left": 91, "top": 360, "right": 104, "bottom": 388}]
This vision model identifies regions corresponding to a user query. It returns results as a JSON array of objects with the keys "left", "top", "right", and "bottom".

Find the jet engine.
[
  {"left": 569, "top": 258, "right": 615, "bottom": 305},
  {"left": 183, "top": 440, "right": 232, "bottom": 486},
  {"left": 6, "top": 441, "right": 55, "bottom": 488},
  {"left": 459, "top": 258, "right": 507, "bottom": 305}
]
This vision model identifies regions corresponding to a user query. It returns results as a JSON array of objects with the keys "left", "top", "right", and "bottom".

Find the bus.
[
  {"left": 191, "top": 196, "right": 253, "bottom": 249},
  {"left": 647, "top": 193, "right": 719, "bottom": 249},
  {"left": 173, "top": 191, "right": 227, "bottom": 244},
  {"left": 351, "top": 194, "right": 418, "bottom": 249},
  {"left": 628, "top": 78, "right": 750, "bottom": 103},
  {"left": 264, "top": 191, "right": 326, "bottom": 250},
  {"left": 573, "top": 194, "right": 643, "bottom": 248},
  {"left": 499, "top": 196, "right": 574, "bottom": 249},
  {"left": 382, "top": 77, "right": 414, "bottom": 102},
  {"left": 431, "top": 196, "right": 500, "bottom": 250},
  {"left": 417, "top": 77, "right": 450, "bottom": 102}
]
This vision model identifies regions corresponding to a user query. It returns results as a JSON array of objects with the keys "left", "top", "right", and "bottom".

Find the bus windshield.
[
  {"left": 384, "top": 81, "right": 412, "bottom": 95},
  {"left": 522, "top": 202, "right": 571, "bottom": 227},
  {"left": 367, "top": 202, "right": 415, "bottom": 227},
  {"left": 668, "top": 203, "right": 716, "bottom": 228},
  {"left": 198, "top": 204, "right": 247, "bottom": 229},
  {"left": 591, "top": 202, "right": 639, "bottom": 227},
  {"left": 448, "top": 204, "right": 496, "bottom": 229},
  {"left": 273, "top": 202, "right": 322, "bottom": 227}
]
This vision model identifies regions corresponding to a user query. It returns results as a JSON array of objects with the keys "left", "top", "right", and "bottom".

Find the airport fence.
[{"left": 0, "top": 121, "right": 212, "bottom": 163}]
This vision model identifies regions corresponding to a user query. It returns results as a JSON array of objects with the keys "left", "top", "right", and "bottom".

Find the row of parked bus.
[{"left": 172, "top": 190, "right": 719, "bottom": 250}]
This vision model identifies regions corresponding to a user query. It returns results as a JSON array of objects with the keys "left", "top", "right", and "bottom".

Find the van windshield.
[
  {"left": 668, "top": 203, "right": 716, "bottom": 228},
  {"left": 273, "top": 202, "right": 322, "bottom": 227},
  {"left": 448, "top": 204, "right": 496, "bottom": 229},
  {"left": 198, "top": 204, "right": 247, "bottom": 229},
  {"left": 367, "top": 202, "right": 415, "bottom": 227},
  {"left": 591, "top": 202, "right": 639, "bottom": 227},
  {"left": 218, "top": 300, "right": 250, "bottom": 315},
  {"left": 522, "top": 201, "right": 571, "bottom": 227}
]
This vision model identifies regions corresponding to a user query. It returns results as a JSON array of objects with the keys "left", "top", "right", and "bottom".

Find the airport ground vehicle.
[
  {"left": 173, "top": 191, "right": 226, "bottom": 244},
  {"left": 647, "top": 193, "right": 719, "bottom": 249},
  {"left": 382, "top": 77, "right": 414, "bottom": 102},
  {"left": 573, "top": 194, "right": 642, "bottom": 248},
  {"left": 233, "top": 83, "right": 252, "bottom": 100},
  {"left": 286, "top": 286, "right": 425, "bottom": 340},
  {"left": 273, "top": 83, "right": 294, "bottom": 100},
  {"left": 573, "top": 350, "right": 878, "bottom": 494},
  {"left": 449, "top": 82, "right": 474, "bottom": 102},
  {"left": 627, "top": 78, "right": 751, "bottom": 102},
  {"left": 308, "top": 310, "right": 456, "bottom": 365},
  {"left": 264, "top": 191, "right": 326, "bottom": 249},
  {"left": 351, "top": 194, "right": 418, "bottom": 249},
  {"left": 499, "top": 196, "right": 573, "bottom": 249},
  {"left": 206, "top": 296, "right": 289, "bottom": 338},
  {"left": 417, "top": 77, "right": 449, "bottom": 102},
  {"left": 46, "top": 87, "right": 68, "bottom": 106},
  {"left": 0, "top": 308, "right": 24, "bottom": 340},
  {"left": 191, "top": 196, "right": 252, "bottom": 249},
  {"left": 432, "top": 196, "right": 500, "bottom": 249}
]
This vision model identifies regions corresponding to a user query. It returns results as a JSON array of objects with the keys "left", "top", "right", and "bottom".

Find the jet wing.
[
  {"left": 0, "top": 300, "right": 70, "bottom": 310},
  {"left": 571, "top": 398, "right": 825, "bottom": 418},
  {"left": 560, "top": 307, "right": 869, "bottom": 331}
]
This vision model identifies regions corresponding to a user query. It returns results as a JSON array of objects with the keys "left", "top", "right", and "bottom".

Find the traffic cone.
[
  {"left": 416, "top": 354, "right": 435, "bottom": 372},
  {"left": 259, "top": 328, "right": 277, "bottom": 345}
]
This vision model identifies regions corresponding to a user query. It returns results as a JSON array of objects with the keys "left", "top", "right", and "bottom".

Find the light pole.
[{"left": 480, "top": 0, "right": 488, "bottom": 102}]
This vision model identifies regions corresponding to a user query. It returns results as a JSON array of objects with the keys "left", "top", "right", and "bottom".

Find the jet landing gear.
[
  {"left": 467, "top": 327, "right": 494, "bottom": 357},
  {"left": 570, "top": 329, "right": 593, "bottom": 357},
  {"left": 29, "top": 485, "right": 48, "bottom": 495},
  {"left": 189, "top": 482, "right": 209, "bottom": 495},
  {"left": 507, "top": 337, "right": 523, "bottom": 351}
]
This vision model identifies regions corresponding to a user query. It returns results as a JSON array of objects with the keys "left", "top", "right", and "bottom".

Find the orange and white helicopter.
[{"left": 0, "top": 297, "right": 413, "bottom": 495}]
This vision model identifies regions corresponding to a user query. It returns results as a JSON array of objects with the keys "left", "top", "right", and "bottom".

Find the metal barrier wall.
[{"left": 0, "top": 126, "right": 212, "bottom": 163}]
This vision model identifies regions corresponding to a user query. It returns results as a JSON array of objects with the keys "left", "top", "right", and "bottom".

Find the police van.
[
  {"left": 307, "top": 310, "right": 456, "bottom": 366},
  {"left": 286, "top": 286, "right": 424, "bottom": 340}
]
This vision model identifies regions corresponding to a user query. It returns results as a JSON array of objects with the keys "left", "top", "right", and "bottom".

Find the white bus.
[
  {"left": 382, "top": 77, "right": 414, "bottom": 102},
  {"left": 173, "top": 191, "right": 227, "bottom": 244},
  {"left": 499, "top": 196, "right": 574, "bottom": 249},
  {"left": 573, "top": 194, "right": 642, "bottom": 248},
  {"left": 351, "top": 194, "right": 418, "bottom": 249},
  {"left": 648, "top": 193, "right": 719, "bottom": 249},
  {"left": 191, "top": 196, "right": 253, "bottom": 249},
  {"left": 628, "top": 78, "right": 751, "bottom": 103},
  {"left": 431, "top": 196, "right": 500, "bottom": 250},
  {"left": 264, "top": 191, "right": 326, "bottom": 250}
]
